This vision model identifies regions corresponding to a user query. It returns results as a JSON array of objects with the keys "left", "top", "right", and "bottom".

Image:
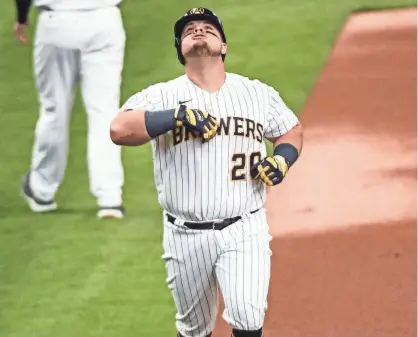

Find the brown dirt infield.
[{"left": 213, "top": 8, "right": 417, "bottom": 337}]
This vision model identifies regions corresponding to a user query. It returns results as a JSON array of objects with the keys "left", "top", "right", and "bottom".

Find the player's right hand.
[
  {"left": 13, "top": 22, "right": 29, "bottom": 44},
  {"left": 174, "top": 105, "right": 219, "bottom": 142}
]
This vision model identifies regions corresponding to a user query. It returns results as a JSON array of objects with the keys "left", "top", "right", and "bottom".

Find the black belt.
[{"left": 166, "top": 209, "right": 259, "bottom": 230}]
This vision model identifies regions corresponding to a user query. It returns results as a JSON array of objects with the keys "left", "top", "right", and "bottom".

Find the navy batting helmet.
[{"left": 174, "top": 8, "right": 227, "bottom": 65}]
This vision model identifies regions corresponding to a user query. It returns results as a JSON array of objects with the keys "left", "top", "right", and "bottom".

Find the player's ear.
[{"left": 221, "top": 42, "right": 227, "bottom": 55}]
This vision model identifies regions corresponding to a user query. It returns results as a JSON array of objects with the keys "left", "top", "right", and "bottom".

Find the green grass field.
[{"left": 0, "top": 1, "right": 415, "bottom": 336}]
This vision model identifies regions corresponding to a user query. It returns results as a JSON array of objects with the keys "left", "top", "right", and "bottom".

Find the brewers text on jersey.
[{"left": 119, "top": 73, "right": 299, "bottom": 222}]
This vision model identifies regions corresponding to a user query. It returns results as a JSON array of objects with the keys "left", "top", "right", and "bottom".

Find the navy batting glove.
[
  {"left": 174, "top": 105, "right": 219, "bottom": 141},
  {"left": 250, "top": 155, "right": 289, "bottom": 186}
]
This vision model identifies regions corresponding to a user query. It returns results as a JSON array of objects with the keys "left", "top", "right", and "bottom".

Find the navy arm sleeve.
[{"left": 15, "top": 0, "right": 32, "bottom": 24}]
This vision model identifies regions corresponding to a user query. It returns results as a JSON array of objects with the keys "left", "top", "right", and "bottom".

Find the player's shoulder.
[
  {"left": 132, "top": 75, "right": 186, "bottom": 95},
  {"left": 226, "top": 72, "right": 272, "bottom": 91},
  {"left": 126, "top": 75, "right": 184, "bottom": 98},
  {"left": 121, "top": 75, "right": 186, "bottom": 110},
  {"left": 156, "top": 74, "right": 190, "bottom": 94}
]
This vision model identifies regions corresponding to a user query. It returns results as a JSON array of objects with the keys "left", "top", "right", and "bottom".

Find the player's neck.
[{"left": 185, "top": 59, "right": 226, "bottom": 93}]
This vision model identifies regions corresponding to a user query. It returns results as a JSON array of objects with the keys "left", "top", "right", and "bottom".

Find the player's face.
[{"left": 181, "top": 20, "right": 227, "bottom": 60}]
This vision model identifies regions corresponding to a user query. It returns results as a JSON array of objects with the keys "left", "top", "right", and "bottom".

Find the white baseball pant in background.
[{"left": 29, "top": 6, "right": 125, "bottom": 207}]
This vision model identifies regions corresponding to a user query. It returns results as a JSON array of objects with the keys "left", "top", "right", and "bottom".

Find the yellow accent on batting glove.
[
  {"left": 250, "top": 155, "right": 289, "bottom": 186},
  {"left": 174, "top": 105, "right": 219, "bottom": 142}
]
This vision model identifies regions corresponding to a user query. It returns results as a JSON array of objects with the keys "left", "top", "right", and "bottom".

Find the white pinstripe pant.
[{"left": 162, "top": 208, "right": 272, "bottom": 337}]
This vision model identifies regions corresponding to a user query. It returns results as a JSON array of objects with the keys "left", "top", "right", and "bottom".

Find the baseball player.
[
  {"left": 111, "top": 7, "right": 303, "bottom": 337},
  {"left": 14, "top": 0, "right": 126, "bottom": 219}
]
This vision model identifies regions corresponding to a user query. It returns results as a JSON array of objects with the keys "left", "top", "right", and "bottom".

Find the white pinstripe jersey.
[{"left": 121, "top": 73, "right": 299, "bottom": 221}]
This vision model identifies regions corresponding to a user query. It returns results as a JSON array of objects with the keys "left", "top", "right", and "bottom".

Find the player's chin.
[
  {"left": 187, "top": 46, "right": 221, "bottom": 59},
  {"left": 192, "top": 41, "right": 210, "bottom": 52},
  {"left": 185, "top": 46, "right": 209, "bottom": 58}
]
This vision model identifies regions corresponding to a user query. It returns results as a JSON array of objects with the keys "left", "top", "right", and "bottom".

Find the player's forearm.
[
  {"left": 272, "top": 121, "right": 303, "bottom": 168},
  {"left": 274, "top": 122, "right": 303, "bottom": 154},
  {"left": 15, "top": 0, "right": 32, "bottom": 24},
  {"left": 110, "top": 108, "right": 178, "bottom": 146}
]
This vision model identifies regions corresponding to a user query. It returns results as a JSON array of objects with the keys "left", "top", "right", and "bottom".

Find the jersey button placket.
[{"left": 203, "top": 92, "right": 212, "bottom": 112}]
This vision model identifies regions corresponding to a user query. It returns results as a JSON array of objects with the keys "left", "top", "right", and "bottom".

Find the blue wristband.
[
  {"left": 273, "top": 143, "right": 299, "bottom": 168},
  {"left": 144, "top": 109, "right": 176, "bottom": 138}
]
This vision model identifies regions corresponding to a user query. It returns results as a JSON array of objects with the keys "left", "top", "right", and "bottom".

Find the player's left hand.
[{"left": 250, "top": 155, "right": 289, "bottom": 186}]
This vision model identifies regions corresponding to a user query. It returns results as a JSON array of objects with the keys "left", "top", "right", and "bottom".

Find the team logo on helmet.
[{"left": 188, "top": 8, "right": 205, "bottom": 15}]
